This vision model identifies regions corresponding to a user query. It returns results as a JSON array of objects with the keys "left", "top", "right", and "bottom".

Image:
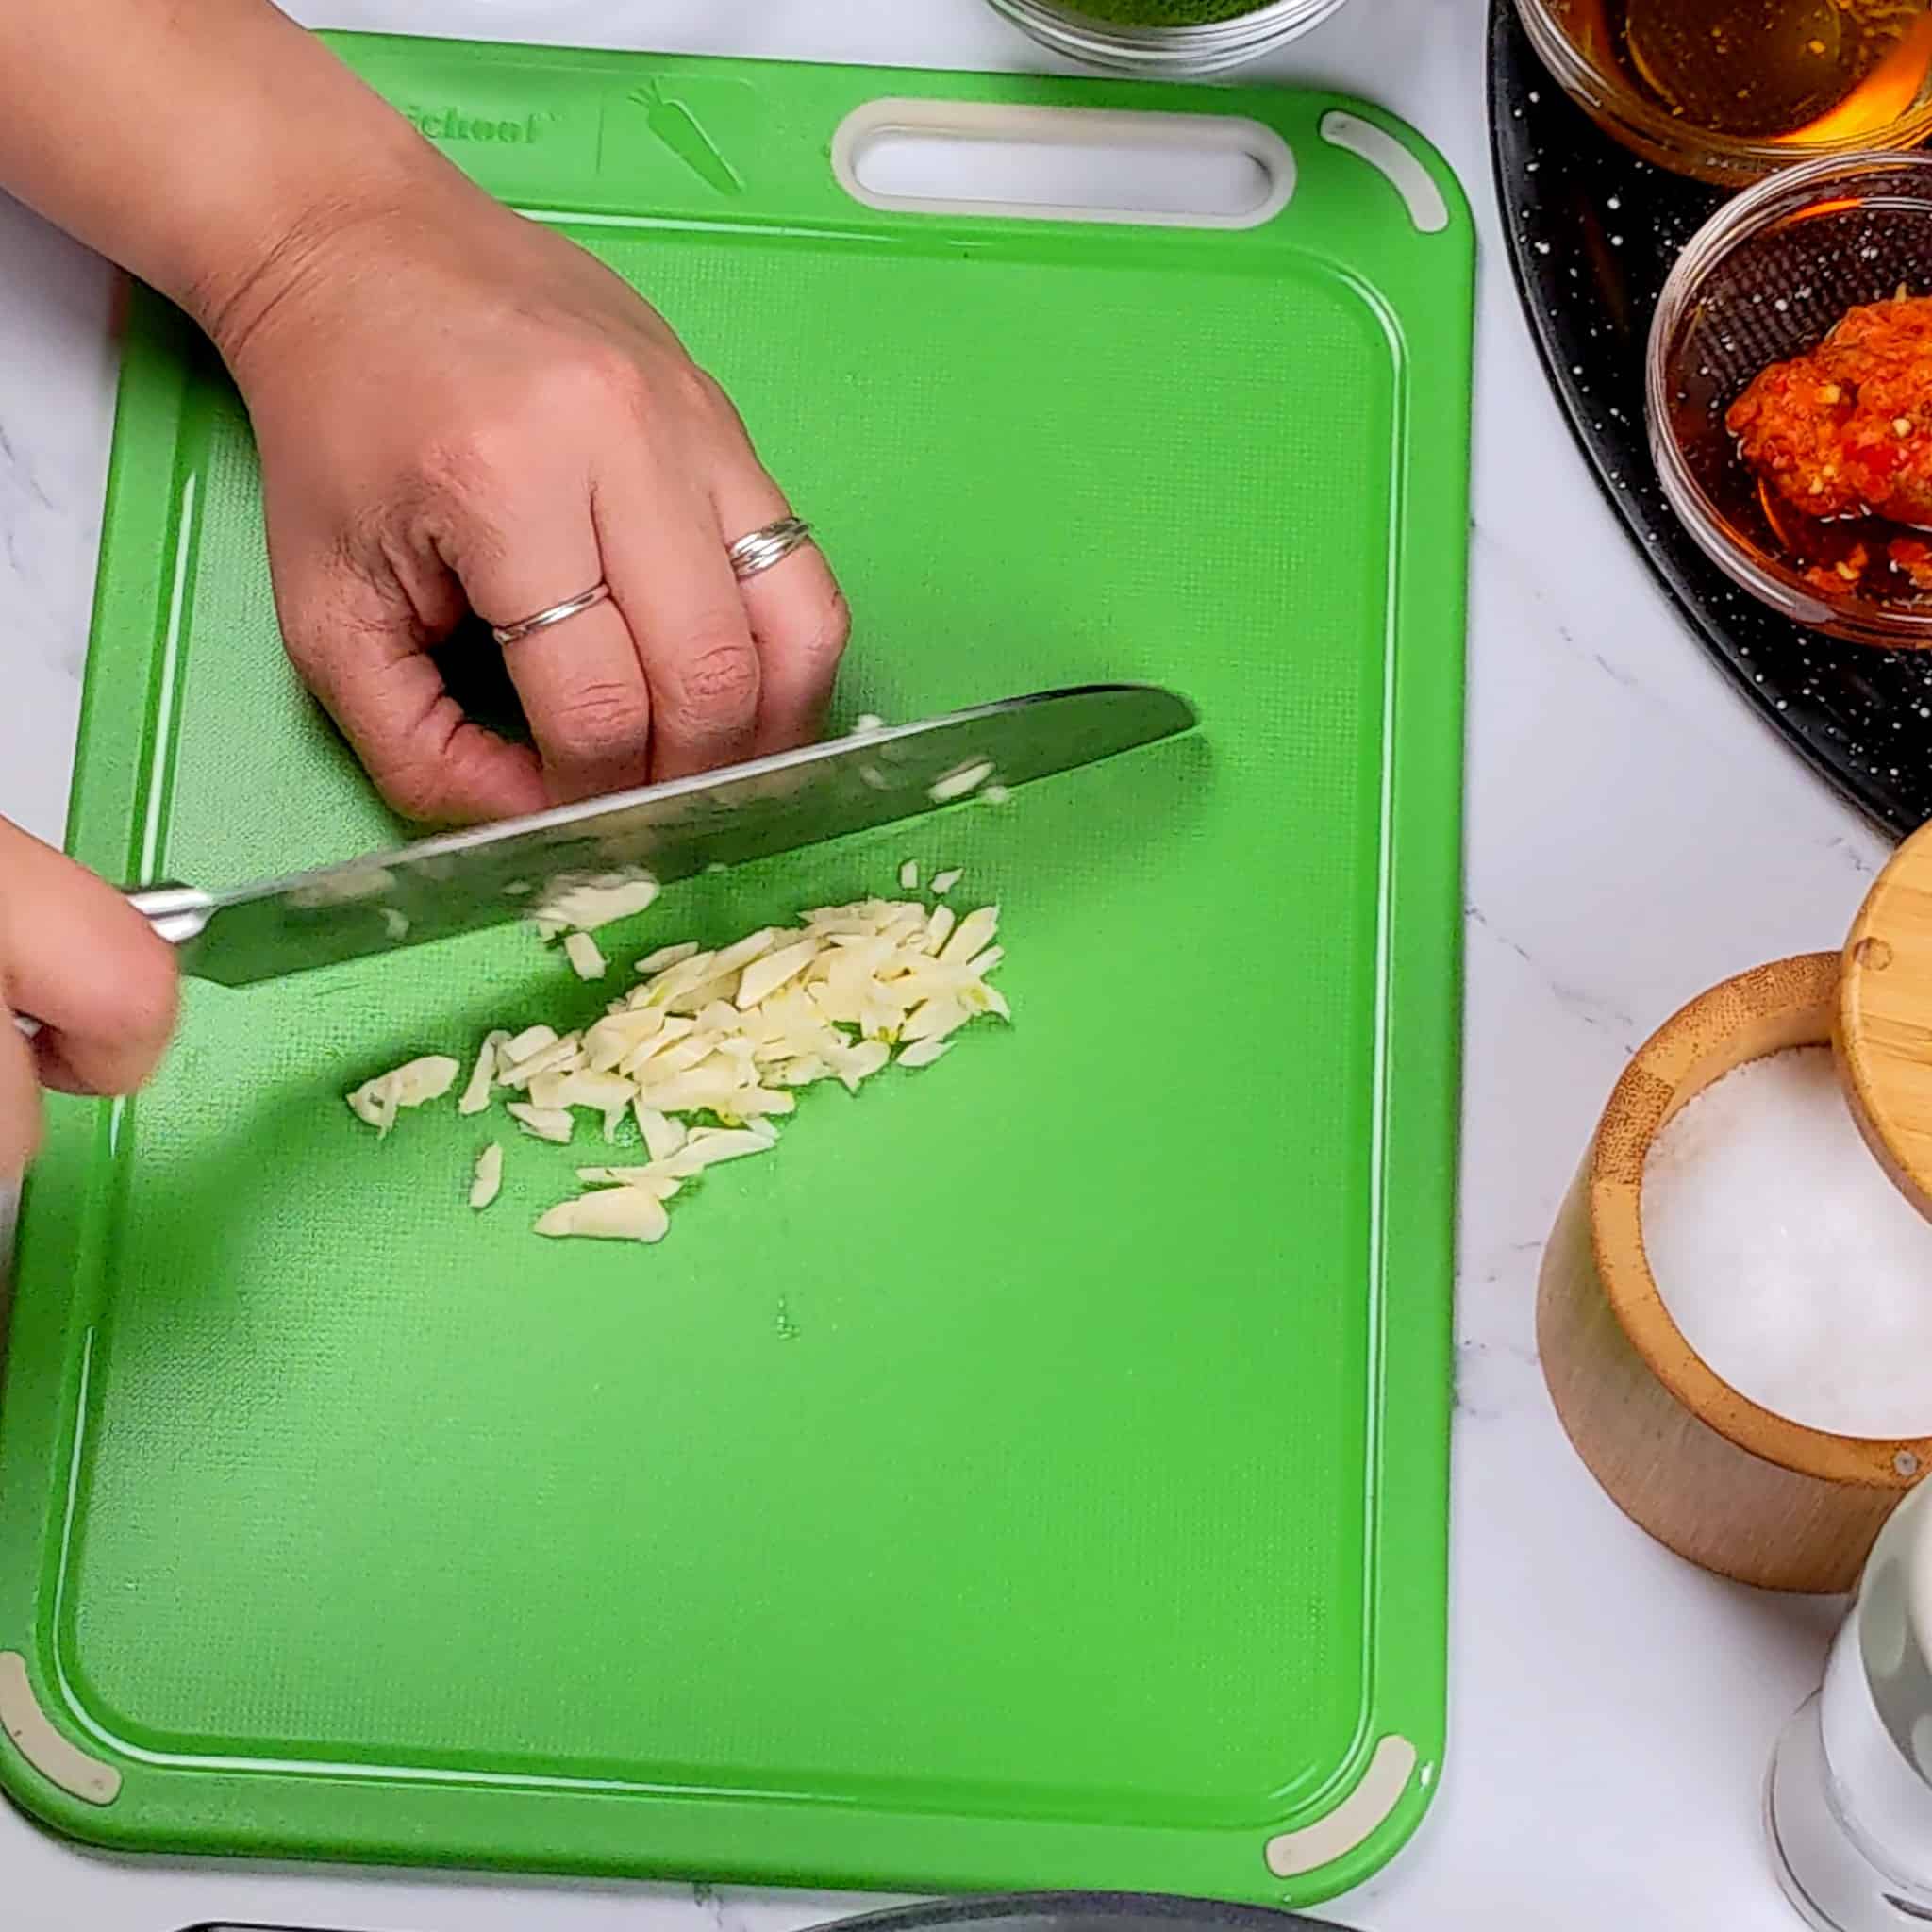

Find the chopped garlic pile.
[{"left": 346, "top": 885, "right": 1008, "bottom": 1246}]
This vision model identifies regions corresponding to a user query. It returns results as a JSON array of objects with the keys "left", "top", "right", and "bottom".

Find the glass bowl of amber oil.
[
  {"left": 1648, "top": 152, "right": 1932, "bottom": 649},
  {"left": 1518, "top": 0, "right": 1932, "bottom": 184},
  {"left": 985, "top": 0, "right": 1355, "bottom": 75}
]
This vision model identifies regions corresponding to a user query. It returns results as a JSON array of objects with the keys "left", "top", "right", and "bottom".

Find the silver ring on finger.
[
  {"left": 490, "top": 580, "right": 612, "bottom": 648},
  {"left": 727, "top": 516, "right": 814, "bottom": 582}
]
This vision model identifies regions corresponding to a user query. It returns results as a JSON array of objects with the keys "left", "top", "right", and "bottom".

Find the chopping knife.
[{"left": 42, "top": 682, "right": 1195, "bottom": 995}]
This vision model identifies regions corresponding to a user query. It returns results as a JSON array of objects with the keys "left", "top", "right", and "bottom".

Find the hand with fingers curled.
[
  {"left": 229, "top": 196, "right": 852, "bottom": 825},
  {"left": 0, "top": 822, "right": 179, "bottom": 1181},
  {"left": 0, "top": 0, "right": 852, "bottom": 833}
]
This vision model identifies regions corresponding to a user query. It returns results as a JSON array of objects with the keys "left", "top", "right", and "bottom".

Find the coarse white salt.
[{"left": 1642, "top": 1046, "right": 1932, "bottom": 1438}]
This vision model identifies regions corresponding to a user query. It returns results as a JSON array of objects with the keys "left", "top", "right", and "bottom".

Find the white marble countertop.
[{"left": 0, "top": 1, "right": 1893, "bottom": 1927}]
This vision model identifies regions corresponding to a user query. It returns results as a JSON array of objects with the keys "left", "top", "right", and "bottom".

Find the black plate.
[
  {"left": 808, "top": 1898, "right": 1346, "bottom": 1932},
  {"left": 188, "top": 1895, "right": 1353, "bottom": 1932},
  {"left": 1488, "top": 0, "right": 1932, "bottom": 838}
]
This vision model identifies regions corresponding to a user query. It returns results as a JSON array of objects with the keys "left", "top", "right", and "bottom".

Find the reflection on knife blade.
[{"left": 150, "top": 683, "right": 1198, "bottom": 987}]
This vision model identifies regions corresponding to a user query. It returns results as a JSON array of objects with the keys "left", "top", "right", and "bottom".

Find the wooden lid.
[{"left": 1840, "top": 820, "right": 1932, "bottom": 1225}]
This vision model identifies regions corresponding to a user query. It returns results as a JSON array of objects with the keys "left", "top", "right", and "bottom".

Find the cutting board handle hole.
[{"left": 832, "top": 100, "right": 1294, "bottom": 229}]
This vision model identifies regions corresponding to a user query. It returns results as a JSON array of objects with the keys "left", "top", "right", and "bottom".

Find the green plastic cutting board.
[{"left": 0, "top": 36, "right": 1471, "bottom": 1907}]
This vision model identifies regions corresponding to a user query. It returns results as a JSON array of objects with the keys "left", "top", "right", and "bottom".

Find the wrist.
[{"left": 175, "top": 155, "right": 480, "bottom": 378}]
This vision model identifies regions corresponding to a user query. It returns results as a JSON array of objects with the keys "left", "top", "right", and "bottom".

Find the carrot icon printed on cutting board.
[{"left": 630, "top": 81, "right": 743, "bottom": 196}]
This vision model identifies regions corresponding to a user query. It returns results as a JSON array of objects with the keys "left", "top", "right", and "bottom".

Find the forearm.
[{"left": 0, "top": 0, "right": 478, "bottom": 359}]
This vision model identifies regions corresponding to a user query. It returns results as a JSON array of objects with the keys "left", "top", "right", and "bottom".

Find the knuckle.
[
  {"left": 545, "top": 677, "right": 652, "bottom": 760},
  {"left": 421, "top": 350, "right": 647, "bottom": 497},
  {"left": 421, "top": 421, "right": 511, "bottom": 496},
  {"left": 373, "top": 758, "right": 455, "bottom": 825},
  {"left": 667, "top": 630, "right": 760, "bottom": 729},
  {"left": 696, "top": 369, "right": 754, "bottom": 439},
  {"left": 758, "top": 588, "right": 850, "bottom": 694},
  {"left": 610, "top": 359, "right": 725, "bottom": 441},
  {"left": 423, "top": 400, "right": 577, "bottom": 495},
  {"left": 799, "top": 590, "right": 852, "bottom": 665},
  {"left": 543, "top": 343, "right": 643, "bottom": 418},
  {"left": 671, "top": 361, "right": 725, "bottom": 420}
]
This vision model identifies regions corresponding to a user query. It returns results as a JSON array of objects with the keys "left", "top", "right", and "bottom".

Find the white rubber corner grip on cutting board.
[
  {"left": 1263, "top": 1733, "right": 1420, "bottom": 1879},
  {"left": 0, "top": 1650, "right": 122, "bottom": 1806},
  {"left": 833, "top": 99, "right": 1293, "bottom": 229},
  {"left": 1319, "top": 111, "right": 1448, "bottom": 233}
]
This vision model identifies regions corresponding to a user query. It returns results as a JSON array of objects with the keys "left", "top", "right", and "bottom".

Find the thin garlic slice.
[
  {"left": 564, "top": 931, "right": 608, "bottom": 981},
  {"left": 930, "top": 869, "right": 962, "bottom": 896},
  {"left": 636, "top": 941, "right": 700, "bottom": 975},
  {"left": 712, "top": 927, "right": 778, "bottom": 976},
  {"left": 966, "top": 981, "right": 1012, "bottom": 1023},
  {"left": 736, "top": 937, "right": 817, "bottom": 1009},
  {"left": 527, "top": 1070, "right": 635, "bottom": 1113},
  {"left": 575, "top": 1167, "right": 683, "bottom": 1200},
  {"left": 458, "top": 1031, "right": 511, "bottom": 1116},
  {"left": 500, "top": 1024, "right": 558, "bottom": 1067},
  {"left": 639, "top": 1069, "right": 743, "bottom": 1114},
  {"left": 500, "top": 1033, "right": 582, "bottom": 1089},
  {"left": 634, "top": 1106, "right": 688, "bottom": 1164},
  {"left": 470, "top": 1142, "right": 504, "bottom": 1208},
  {"left": 536, "top": 1187, "right": 670, "bottom": 1243},
  {"left": 507, "top": 1103, "right": 575, "bottom": 1145},
  {"left": 641, "top": 951, "right": 720, "bottom": 1008},
  {"left": 660, "top": 1128, "right": 777, "bottom": 1175},
  {"left": 900, "top": 997, "right": 971, "bottom": 1046},
  {"left": 585, "top": 1007, "right": 665, "bottom": 1072},
  {"left": 731, "top": 1087, "right": 796, "bottom": 1117},
  {"left": 940, "top": 905, "right": 999, "bottom": 965},
  {"left": 533, "top": 871, "right": 659, "bottom": 935},
  {"left": 347, "top": 1055, "right": 461, "bottom": 1136}
]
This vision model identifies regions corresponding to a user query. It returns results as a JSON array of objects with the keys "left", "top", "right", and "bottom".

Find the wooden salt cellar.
[{"left": 1539, "top": 931, "right": 1932, "bottom": 1594}]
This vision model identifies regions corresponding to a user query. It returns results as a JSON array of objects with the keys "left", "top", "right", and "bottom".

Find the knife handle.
[{"left": 11, "top": 883, "right": 212, "bottom": 1041}]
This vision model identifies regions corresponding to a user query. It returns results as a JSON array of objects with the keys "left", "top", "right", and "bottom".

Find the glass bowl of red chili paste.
[{"left": 1650, "top": 151, "right": 1932, "bottom": 648}]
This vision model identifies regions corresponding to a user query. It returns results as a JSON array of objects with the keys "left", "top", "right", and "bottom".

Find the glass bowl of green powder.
[{"left": 986, "top": 0, "right": 1355, "bottom": 73}]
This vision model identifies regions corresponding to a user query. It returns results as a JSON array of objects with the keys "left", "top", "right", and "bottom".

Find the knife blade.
[{"left": 124, "top": 682, "right": 1195, "bottom": 989}]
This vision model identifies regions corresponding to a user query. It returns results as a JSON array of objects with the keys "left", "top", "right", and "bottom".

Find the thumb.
[{"left": 0, "top": 819, "right": 178, "bottom": 1108}]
